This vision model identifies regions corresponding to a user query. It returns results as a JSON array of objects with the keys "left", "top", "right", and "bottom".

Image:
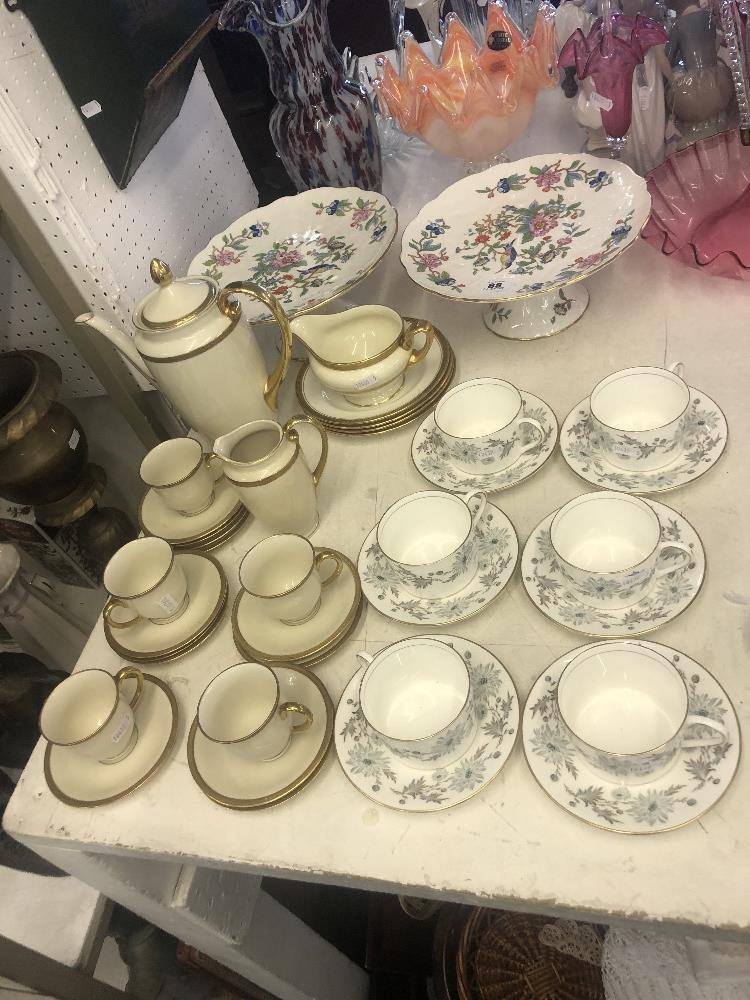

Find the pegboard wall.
[
  {"left": 0, "top": 233, "right": 103, "bottom": 395},
  {"left": 0, "top": 7, "right": 259, "bottom": 396}
]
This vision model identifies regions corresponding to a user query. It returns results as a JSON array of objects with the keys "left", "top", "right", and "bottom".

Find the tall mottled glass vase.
[{"left": 220, "top": 0, "right": 382, "bottom": 191}]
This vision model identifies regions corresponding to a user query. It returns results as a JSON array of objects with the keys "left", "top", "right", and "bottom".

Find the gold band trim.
[
  {"left": 226, "top": 441, "right": 301, "bottom": 488},
  {"left": 136, "top": 284, "right": 217, "bottom": 332},
  {"left": 106, "top": 548, "right": 175, "bottom": 601},
  {"left": 40, "top": 669, "right": 119, "bottom": 747},
  {"left": 197, "top": 662, "right": 280, "bottom": 743},
  {"left": 240, "top": 535, "right": 316, "bottom": 599},
  {"left": 139, "top": 312, "right": 241, "bottom": 363}
]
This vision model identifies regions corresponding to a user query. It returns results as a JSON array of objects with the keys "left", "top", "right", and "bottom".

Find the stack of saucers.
[{"left": 139, "top": 476, "right": 248, "bottom": 552}]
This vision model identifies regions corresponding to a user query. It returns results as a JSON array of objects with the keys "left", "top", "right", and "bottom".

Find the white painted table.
[{"left": 5, "top": 93, "right": 750, "bottom": 998}]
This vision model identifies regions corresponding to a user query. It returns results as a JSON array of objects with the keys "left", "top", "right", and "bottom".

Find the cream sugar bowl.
[
  {"left": 290, "top": 305, "right": 435, "bottom": 406},
  {"left": 377, "top": 490, "right": 487, "bottom": 598},
  {"left": 213, "top": 414, "right": 327, "bottom": 536},
  {"left": 550, "top": 492, "right": 692, "bottom": 609},
  {"left": 589, "top": 363, "right": 689, "bottom": 471},
  {"left": 556, "top": 642, "right": 727, "bottom": 784},
  {"left": 434, "top": 378, "right": 544, "bottom": 474},
  {"left": 357, "top": 637, "right": 477, "bottom": 770}
]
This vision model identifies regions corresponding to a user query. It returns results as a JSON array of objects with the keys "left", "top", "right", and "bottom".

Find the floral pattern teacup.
[
  {"left": 434, "top": 377, "right": 544, "bottom": 473},
  {"left": 376, "top": 490, "right": 487, "bottom": 598},
  {"left": 550, "top": 492, "right": 692, "bottom": 609}
]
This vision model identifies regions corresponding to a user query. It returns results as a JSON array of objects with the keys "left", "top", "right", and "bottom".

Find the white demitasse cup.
[
  {"left": 103, "top": 537, "right": 189, "bottom": 629},
  {"left": 376, "top": 490, "right": 487, "bottom": 598},
  {"left": 549, "top": 492, "right": 692, "bottom": 609},
  {"left": 140, "top": 437, "right": 217, "bottom": 516},
  {"left": 239, "top": 534, "right": 344, "bottom": 626},
  {"left": 434, "top": 377, "right": 544, "bottom": 473},
  {"left": 197, "top": 661, "right": 312, "bottom": 762},
  {"left": 357, "top": 637, "right": 477, "bottom": 770},
  {"left": 40, "top": 667, "right": 144, "bottom": 764},
  {"left": 589, "top": 363, "right": 690, "bottom": 471},
  {"left": 556, "top": 642, "right": 727, "bottom": 784}
]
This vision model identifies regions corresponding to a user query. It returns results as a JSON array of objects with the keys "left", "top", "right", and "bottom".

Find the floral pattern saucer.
[
  {"left": 336, "top": 636, "right": 519, "bottom": 812},
  {"left": 523, "top": 641, "right": 740, "bottom": 834},
  {"left": 358, "top": 503, "right": 518, "bottom": 626},
  {"left": 560, "top": 388, "right": 728, "bottom": 494},
  {"left": 400, "top": 155, "right": 650, "bottom": 302},
  {"left": 521, "top": 498, "right": 705, "bottom": 638},
  {"left": 190, "top": 187, "right": 397, "bottom": 323},
  {"left": 411, "top": 391, "right": 558, "bottom": 493}
]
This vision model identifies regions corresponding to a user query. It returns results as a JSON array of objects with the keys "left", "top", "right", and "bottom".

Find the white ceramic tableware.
[
  {"left": 291, "top": 306, "right": 435, "bottom": 406},
  {"left": 140, "top": 438, "right": 217, "bottom": 516},
  {"left": 40, "top": 667, "right": 144, "bottom": 764},
  {"left": 434, "top": 378, "right": 545, "bottom": 473},
  {"left": 377, "top": 490, "right": 487, "bottom": 598},
  {"left": 357, "top": 637, "right": 476, "bottom": 770},
  {"left": 197, "top": 661, "right": 312, "bottom": 763},
  {"left": 239, "top": 534, "right": 344, "bottom": 626},
  {"left": 213, "top": 415, "right": 327, "bottom": 535},
  {"left": 556, "top": 642, "right": 727, "bottom": 784},
  {"left": 590, "top": 364, "right": 690, "bottom": 471},
  {"left": 549, "top": 492, "right": 692, "bottom": 609},
  {"left": 103, "top": 538, "right": 189, "bottom": 628}
]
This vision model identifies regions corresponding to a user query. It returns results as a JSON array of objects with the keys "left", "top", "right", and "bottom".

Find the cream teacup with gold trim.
[
  {"left": 239, "top": 534, "right": 343, "bottom": 626},
  {"left": 197, "top": 661, "right": 312, "bottom": 762},
  {"left": 140, "top": 437, "right": 217, "bottom": 516},
  {"left": 103, "top": 537, "right": 189, "bottom": 629},
  {"left": 40, "top": 667, "right": 144, "bottom": 764}
]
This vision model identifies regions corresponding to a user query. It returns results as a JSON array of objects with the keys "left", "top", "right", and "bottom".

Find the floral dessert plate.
[
  {"left": 521, "top": 498, "right": 705, "bottom": 638},
  {"left": 188, "top": 665, "right": 333, "bottom": 810},
  {"left": 411, "top": 391, "right": 558, "bottom": 493},
  {"left": 232, "top": 553, "right": 363, "bottom": 668},
  {"left": 523, "top": 641, "right": 740, "bottom": 834},
  {"left": 560, "top": 388, "right": 728, "bottom": 494},
  {"left": 45, "top": 674, "right": 177, "bottom": 808},
  {"left": 358, "top": 503, "right": 518, "bottom": 626},
  {"left": 336, "top": 636, "right": 519, "bottom": 812},
  {"left": 190, "top": 187, "right": 397, "bottom": 323},
  {"left": 400, "top": 154, "right": 650, "bottom": 338}
]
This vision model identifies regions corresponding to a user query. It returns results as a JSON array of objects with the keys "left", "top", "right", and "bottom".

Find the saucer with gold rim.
[
  {"left": 521, "top": 498, "right": 705, "bottom": 638},
  {"left": 232, "top": 552, "right": 363, "bottom": 668},
  {"left": 188, "top": 664, "right": 333, "bottom": 810},
  {"left": 139, "top": 477, "right": 248, "bottom": 551},
  {"left": 522, "top": 640, "right": 740, "bottom": 834},
  {"left": 358, "top": 503, "right": 518, "bottom": 626},
  {"left": 411, "top": 391, "right": 558, "bottom": 493},
  {"left": 44, "top": 673, "right": 177, "bottom": 808},
  {"left": 103, "top": 553, "right": 228, "bottom": 663},
  {"left": 335, "top": 636, "right": 518, "bottom": 813}
]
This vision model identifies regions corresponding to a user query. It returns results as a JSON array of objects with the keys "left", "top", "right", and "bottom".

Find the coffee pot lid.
[{"left": 134, "top": 259, "right": 219, "bottom": 332}]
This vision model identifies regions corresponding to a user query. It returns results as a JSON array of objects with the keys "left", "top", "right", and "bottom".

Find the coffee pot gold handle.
[{"left": 217, "top": 282, "right": 293, "bottom": 412}]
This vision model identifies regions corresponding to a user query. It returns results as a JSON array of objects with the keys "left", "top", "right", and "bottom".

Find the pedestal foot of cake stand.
[{"left": 483, "top": 285, "right": 589, "bottom": 340}]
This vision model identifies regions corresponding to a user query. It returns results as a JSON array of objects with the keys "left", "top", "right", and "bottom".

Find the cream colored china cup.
[
  {"left": 213, "top": 415, "right": 327, "bottom": 536},
  {"left": 590, "top": 363, "right": 690, "bottom": 471},
  {"left": 40, "top": 667, "right": 144, "bottom": 764},
  {"left": 239, "top": 534, "right": 344, "bottom": 626},
  {"left": 434, "top": 377, "right": 544, "bottom": 473},
  {"left": 197, "top": 661, "right": 312, "bottom": 763},
  {"left": 556, "top": 642, "right": 727, "bottom": 784},
  {"left": 291, "top": 306, "right": 435, "bottom": 406},
  {"left": 140, "top": 437, "right": 217, "bottom": 516},
  {"left": 377, "top": 490, "right": 487, "bottom": 598},
  {"left": 549, "top": 492, "right": 692, "bottom": 609},
  {"left": 103, "top": 537, "right": 189, "bottom": 629},
  {"left": 357, "top": 637, "right": 476, "bottom": 770}
]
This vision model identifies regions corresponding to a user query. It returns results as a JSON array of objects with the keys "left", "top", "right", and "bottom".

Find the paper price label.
[
  {"left": 68, "top": 429, "right": 80, "bottom": 450},
  {"left": 638, "top": 87, "right": 650, "bottom": 111},
  {"left": 110, "top": 715, "right": 131, "bottom": 745},
  {"left": 80, "top": 100, "right": 102, "bottom": 118},
  {"left": 352, "top": 373, "right": 378, "bottom": 391},
  {"left": 159, "top": 594, "right": 180, "bottom": 613},
  {"left": 589, "top": 91, "right": 613, "bottom": 112}
]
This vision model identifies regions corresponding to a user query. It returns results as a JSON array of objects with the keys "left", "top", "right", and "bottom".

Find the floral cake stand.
[
  {"left": 190, "top": 187, "right": 397, "bottom": 323},
  {"left": 401, "top": 154, "right": 651, "bottom": 339}
]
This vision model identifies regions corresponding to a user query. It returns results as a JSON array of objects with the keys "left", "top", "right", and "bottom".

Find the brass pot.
[{"left": 0, "top": 351, "right": 88, "bottom": 505}]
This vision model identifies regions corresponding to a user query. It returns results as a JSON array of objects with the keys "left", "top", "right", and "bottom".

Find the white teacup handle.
[
  {"left": 668, "top": 361, "right": 685, "bottom": 379},
  {"left": 681, "top": 713, "right": 726, "bottom": 749},
  {"left": 463, "top": 490, "right": 487, "bottom": 529},
  {"left": 516, "top": 417, "right": 545, "bottom": 457},
  {"left": 655, "top": 541, "right": 692, "bottom": 579},
  {"left": 356, "top": 651, "right": 374, "bottom": 668}
]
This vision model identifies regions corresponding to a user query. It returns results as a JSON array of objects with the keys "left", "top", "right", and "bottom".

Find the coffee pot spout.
[{"left": 75, "top": 312, "right": 155, "bottom": 385}]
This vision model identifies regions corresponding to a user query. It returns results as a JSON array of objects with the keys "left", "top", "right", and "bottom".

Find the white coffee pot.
[{"left": 75, "top": 259, "right": 293, "bottom": 440}]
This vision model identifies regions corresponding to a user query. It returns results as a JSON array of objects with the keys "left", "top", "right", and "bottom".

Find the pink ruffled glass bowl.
[{"left": 642, "top": 129, "right": 750, "bottom": 281}]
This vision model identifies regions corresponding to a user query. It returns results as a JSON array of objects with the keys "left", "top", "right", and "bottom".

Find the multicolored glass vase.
[{"left": 220, "top": 0, "right": 382, "bottom": 192}]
